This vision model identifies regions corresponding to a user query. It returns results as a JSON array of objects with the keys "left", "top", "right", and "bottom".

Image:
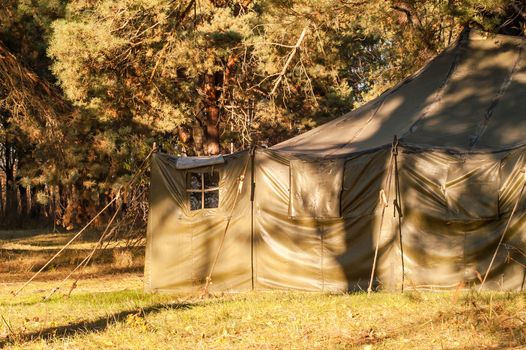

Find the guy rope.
[
  {"left": 367, "top": 136, "right": 398, "bottom": 296},
  {"left": 201, "top": 150, "right": 252, "bottom": 298},
  {"left": 11, "top": 146, "right": 156, "bottom": 297},
  {"left": 479, "top": 167, "right": 526, "bottom": 291}
]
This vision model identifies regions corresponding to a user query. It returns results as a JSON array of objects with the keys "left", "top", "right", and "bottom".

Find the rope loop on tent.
[
  {"left": 238, "top": 174, "right": 245, "bottom": 193},
  {"left": 479, "top": 168, "right": 526, "bottom": 291},
  {"left": 201, "top": 149, "right": 253, "bottom": 298}
]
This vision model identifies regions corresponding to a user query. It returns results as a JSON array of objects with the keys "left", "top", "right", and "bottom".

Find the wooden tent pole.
[{"left": 393, "top": 143, "right": 405, "bottom": 292}]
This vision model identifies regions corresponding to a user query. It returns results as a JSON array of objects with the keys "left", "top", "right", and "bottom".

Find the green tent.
[{"left": 146, "top": 29, "right": 526, "bottom": 292}]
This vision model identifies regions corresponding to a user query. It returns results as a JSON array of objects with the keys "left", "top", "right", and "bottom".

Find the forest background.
[{"left": 1, "top": 0, "right": 524, "bottom": 230}]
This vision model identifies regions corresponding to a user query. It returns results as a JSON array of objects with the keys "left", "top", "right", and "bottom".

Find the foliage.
[
  {"left": 1, "top": 0, "right": 525, "bottom": 227},
  {"left": 48, "top": 1, "right": 376, "bottom": 155}
]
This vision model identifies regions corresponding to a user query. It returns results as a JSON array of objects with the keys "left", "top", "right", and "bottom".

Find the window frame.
[{"left": 186, "top": 170, "right": 220, "bottom": 211}]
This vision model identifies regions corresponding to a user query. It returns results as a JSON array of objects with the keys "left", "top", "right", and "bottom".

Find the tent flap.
[
  {"left": 289, "top": 158, "right": 345, "bottom": 219},
  {"left": 445, "top": 159, "right": 501, "bottom": 221}
]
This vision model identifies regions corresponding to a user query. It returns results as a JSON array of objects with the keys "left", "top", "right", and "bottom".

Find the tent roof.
[{"left": 272, "top": 29, "right": 526, "bottom": 156}]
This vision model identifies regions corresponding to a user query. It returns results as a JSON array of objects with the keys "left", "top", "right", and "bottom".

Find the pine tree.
[{"left": 1, "top": 0, "right": 525, "bottom": 228}]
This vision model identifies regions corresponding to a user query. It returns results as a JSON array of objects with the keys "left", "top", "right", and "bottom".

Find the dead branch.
[{"left": 270, "top": 26, "right": 308, "bottom": 97}]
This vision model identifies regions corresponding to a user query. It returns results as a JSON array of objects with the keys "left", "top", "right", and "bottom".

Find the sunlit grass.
[
  {"left": 2, "top": 279, "right": 526, "bottom": 349},
  {"left": 0, "top": 229, "right": 144, "bottom": 282},
  {"left": 2, "top": 230, "right": 526, "bottom": 349}
]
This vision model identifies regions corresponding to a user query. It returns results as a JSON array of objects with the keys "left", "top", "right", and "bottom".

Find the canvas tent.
[{"left": 145, "top": 29, "right": 526, "bottom": 293}]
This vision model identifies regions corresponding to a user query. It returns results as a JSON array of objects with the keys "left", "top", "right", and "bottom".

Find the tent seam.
[
  {"left": 469, "top": 41, "right": 525, "bottom": 149},
  {"left": 397, "top": 29, "right": 469, "bottom": 139}
]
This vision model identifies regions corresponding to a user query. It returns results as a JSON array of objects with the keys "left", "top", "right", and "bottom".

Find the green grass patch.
[{"left": 2, "top": 281, "right": 526, "bottom": 349}]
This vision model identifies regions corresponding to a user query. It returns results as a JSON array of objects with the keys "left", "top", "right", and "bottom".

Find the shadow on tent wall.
[
  {"left": 144, "top": 34, "right": 526, "bottom": 293},
  {"left": 144, "top": 143, "right": 526, "bottom": 293}
]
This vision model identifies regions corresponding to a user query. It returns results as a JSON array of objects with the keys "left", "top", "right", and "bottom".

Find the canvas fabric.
[
  {"left": 145, "top": 30, "right": 526, "bottom": 293},
  {"left": 272, "top": 30, "right": 526, "bottom": 155},
  {"left": 146, "top": 144, "right": 526, "bottom": 292}
]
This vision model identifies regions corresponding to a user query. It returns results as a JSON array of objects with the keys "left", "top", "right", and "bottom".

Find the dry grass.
[
  {"left": 1, "top": 283, "right": 526, "bottom": 349},
  {"left": 2, "top": 230, "right": 526, "bottom": 349},
  {"left": 0, "top": 229, "right": 144, "bottom": 282}
]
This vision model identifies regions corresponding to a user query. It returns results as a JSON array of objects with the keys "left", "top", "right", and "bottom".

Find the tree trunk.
[
  {"left": 202, "top": 54, "right": 239, "bottom": 156},
  {"left": 19, "top": 183, "right": 28, "bottom": 218},
  {"left": 204, "top": 73, "right": 221, "bottom": 155},
  {"left": 1, "top": 115, "right": 18, "bottom": 223},
  {"left": 4, "top": 145, "right": 18, "bottom": 221},
  {"left": 29, "top": 185, "right": 39, "bottom": 218},
  {"left": 63, "top": 184, "right": 81, "bottom": 230},
  {"left": 5, "top": 174, "right": 18, "bottom": 221},
  {"left": 0, "top": 174, "right": 3, "bottom": 217},
  {"left": 192, "top": 122, "right": 205, "bottom": 156}
]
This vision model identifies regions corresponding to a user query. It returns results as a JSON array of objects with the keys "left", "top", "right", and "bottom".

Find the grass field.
[
  {"left": 2, "top": 230, "right": 526, "bottom": 349},
  {"left": 0, "top": 229, "right": 144, "bottom": 283}
]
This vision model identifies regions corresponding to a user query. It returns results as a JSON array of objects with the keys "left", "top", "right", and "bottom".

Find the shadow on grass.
[
  {"left": 0, "top": 229, "right": 69, "bottom": 242},
  {"left": 0, "top": 301, "right": 193, "bottom": 347},
  {"left": 3, "top": 292, "right": 526, "bottom": 348}
]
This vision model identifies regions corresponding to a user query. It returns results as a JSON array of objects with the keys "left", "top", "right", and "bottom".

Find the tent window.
[
  {"left": 445, "top": 161, "right": 500, "bottom": 220},
  {"left": 187, "top": 171, "right": 220, "bottom": 211},
  {"left": 289, "top": 158, "right": 345, "bottom": 219}
]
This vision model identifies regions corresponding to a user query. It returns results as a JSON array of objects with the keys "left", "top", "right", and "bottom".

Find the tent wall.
[
  {"left": 145, "top": 151, "right": 252, "bottom": 292},
  {"left": 253, "top": 150, "right": 324, "bottom": 291},
  {"left": 253, "top": 149, "right": 400, "bottom": 291},
  {"left": 398, "top": 147, "right": 526, "bottom": 290},
  {"left": 146, "top": 145, "right": 526, "bottom": 293}
]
